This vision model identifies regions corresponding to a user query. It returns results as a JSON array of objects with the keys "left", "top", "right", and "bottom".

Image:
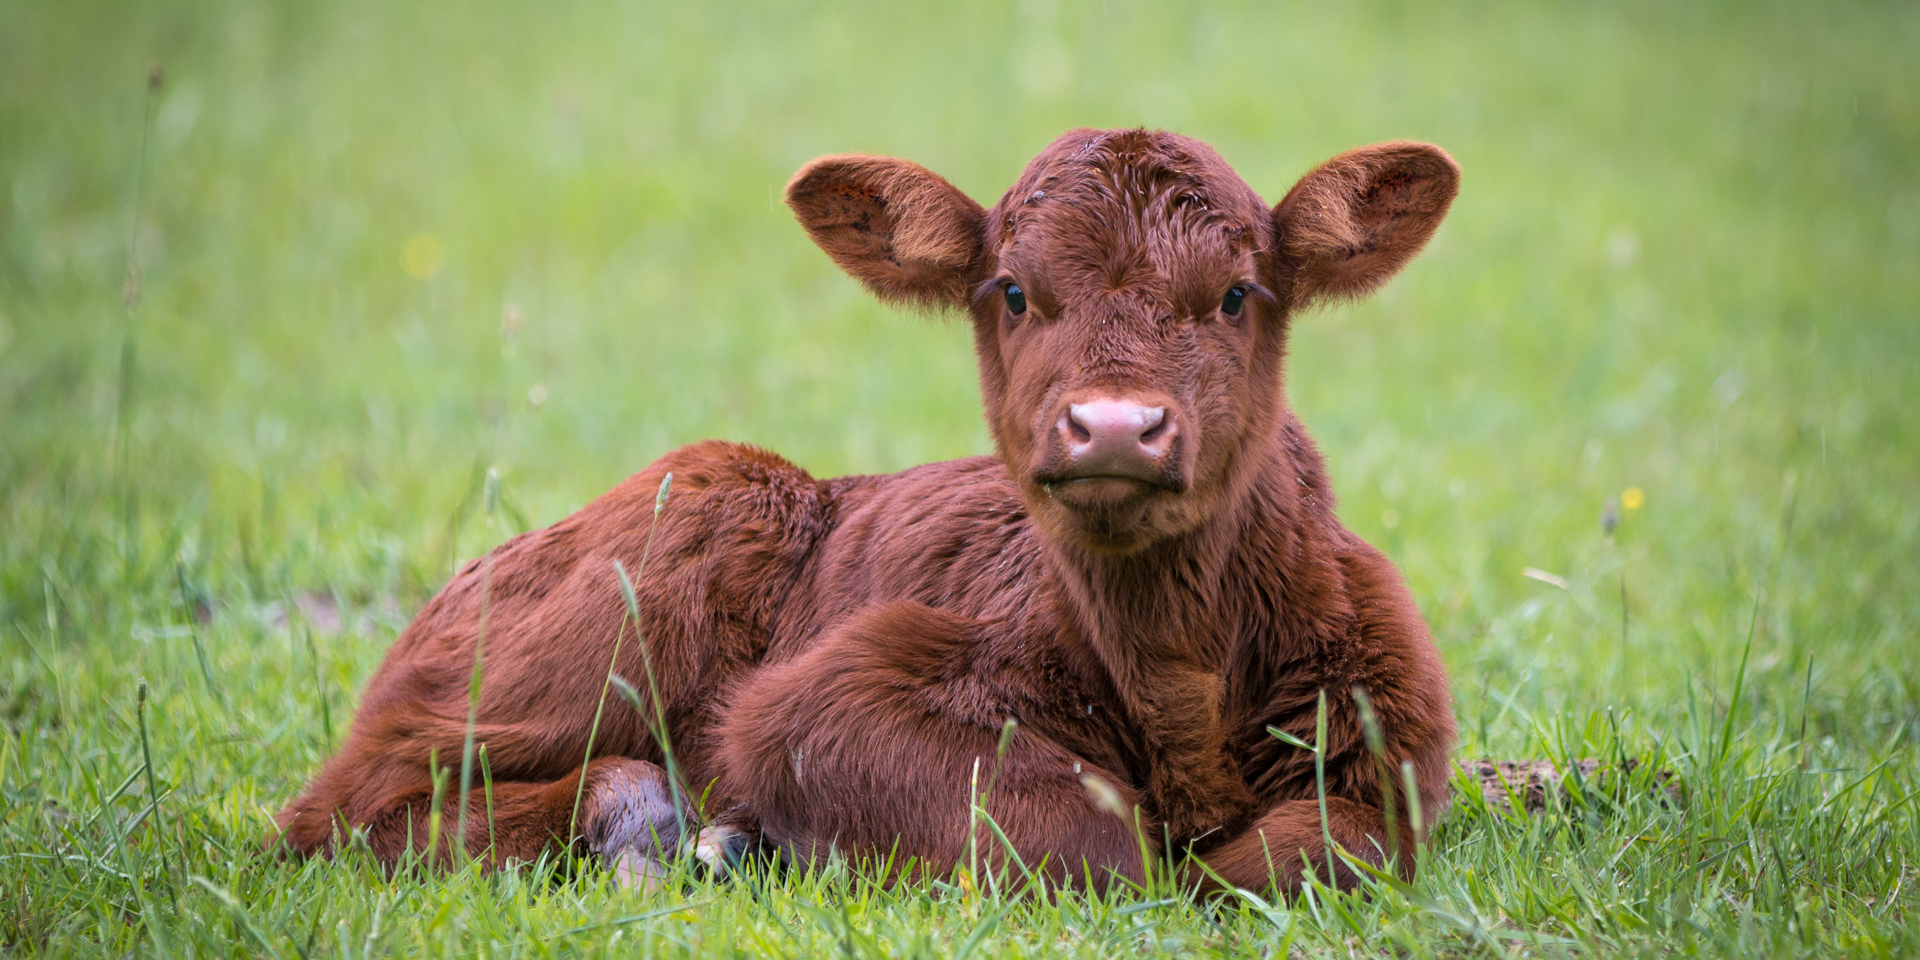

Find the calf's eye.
[
  {"left": 1221, "top": 286, "right": 1246, "bottom": 317},
  {"left": 1004, "top": 283, "right": 1027, "bottom": 316}
]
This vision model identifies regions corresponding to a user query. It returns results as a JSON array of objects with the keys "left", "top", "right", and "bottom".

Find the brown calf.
[{"left": 277, "top": 128, "right": 1461, "bottom": 894}]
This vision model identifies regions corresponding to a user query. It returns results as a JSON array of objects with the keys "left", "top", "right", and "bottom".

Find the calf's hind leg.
[{"left": 277, "top": 755, "right": 685, "bottom": 883}]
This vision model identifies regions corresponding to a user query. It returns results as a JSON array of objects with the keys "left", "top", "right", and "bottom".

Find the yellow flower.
[
  {"left": 401, "top": 233, "right": 446, "bottom": 279},
  {"left": 1621, "top": 487, "right": 1645, "bottom": 512}
]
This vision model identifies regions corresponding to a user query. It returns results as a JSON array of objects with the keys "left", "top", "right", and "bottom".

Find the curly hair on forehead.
[{"left": 992, "top": 129, "right": 1269, "bottom": 259}]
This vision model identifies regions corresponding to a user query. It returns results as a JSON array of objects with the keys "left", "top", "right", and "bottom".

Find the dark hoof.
[{"left": 582, "top": 758, "right": 684, "bottom": 881}]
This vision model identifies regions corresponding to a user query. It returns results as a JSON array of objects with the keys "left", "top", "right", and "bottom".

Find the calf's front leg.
[{"left": 716, "top": 602, "right": 1149, "bottom": 890}]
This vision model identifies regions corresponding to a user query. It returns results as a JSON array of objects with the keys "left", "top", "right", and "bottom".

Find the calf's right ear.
[{"left": 786, "top": 155, "right": 988, "bottom": 311}]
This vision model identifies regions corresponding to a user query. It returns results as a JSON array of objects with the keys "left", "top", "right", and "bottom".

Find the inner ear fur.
[
  {"left": 786, "top": 155, "right": 988, "bottom": 311},
  {"left": 1271, "top": 141, "right": 1460, "bottom": 308}
]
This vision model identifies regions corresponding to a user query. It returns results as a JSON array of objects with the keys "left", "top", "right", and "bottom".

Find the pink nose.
[{"left": 1061, "top": 399, "right": 1175, "bottom": 479}]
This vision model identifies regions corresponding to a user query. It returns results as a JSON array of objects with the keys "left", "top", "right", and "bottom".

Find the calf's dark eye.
[
  {"left": 1004, "top": 283, "right": 1027, "bottom": 315},
  {"left": 1221, "top": 286, "right": 1246, "bottom": 317}
]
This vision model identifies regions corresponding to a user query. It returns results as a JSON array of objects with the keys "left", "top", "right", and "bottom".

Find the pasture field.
[{"left": 2, "top": 0, "right": 1917, "bottom": 955}]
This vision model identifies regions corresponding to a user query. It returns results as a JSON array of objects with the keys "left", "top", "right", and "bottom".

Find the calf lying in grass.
[{"left": 278, "top": 128, "right": 1466, "bottom": 894}]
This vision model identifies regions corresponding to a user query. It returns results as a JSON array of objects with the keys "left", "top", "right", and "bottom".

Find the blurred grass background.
[{"left": 2, "top": 0, "right": 1917, "bottom": 955}]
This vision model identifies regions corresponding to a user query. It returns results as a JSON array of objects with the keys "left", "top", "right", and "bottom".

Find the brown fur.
[{"left": 276, "top": 128, "right": 1462, "bottom": 896}]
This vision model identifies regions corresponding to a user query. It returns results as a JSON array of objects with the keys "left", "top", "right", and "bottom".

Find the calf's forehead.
[{"left": 987, "top": 129, "right": 1271, "bottom": 289}]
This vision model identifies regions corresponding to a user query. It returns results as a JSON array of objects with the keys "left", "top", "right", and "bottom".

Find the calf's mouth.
[{"left": 1039, "top": 472, "right": 1184, "bottom": 507}]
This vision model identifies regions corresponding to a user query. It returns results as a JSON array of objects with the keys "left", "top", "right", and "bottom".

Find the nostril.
[
  {"left": 1064, "top": 412, "right": 1092, "bottom": 444},
  {"left": 1137, "top": 407, "right": 1168, "bottom": 444}
]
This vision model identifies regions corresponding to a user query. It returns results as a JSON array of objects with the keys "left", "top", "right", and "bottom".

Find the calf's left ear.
[
  {"left": 1271, "top": 141, "right": 1460, "bottom": 308},
  {"left": 786, "top": 155, "right": 987, "bottom": 311}
]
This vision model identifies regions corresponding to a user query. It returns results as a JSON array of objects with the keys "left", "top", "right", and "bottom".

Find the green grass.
[{"left": 3, "top": 0, "right": 1917, "bottom": 955}]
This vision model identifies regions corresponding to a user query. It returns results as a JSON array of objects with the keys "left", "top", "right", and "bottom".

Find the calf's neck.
[{"left": 278, "top": 128, "right": 1461, "bottom": 893}]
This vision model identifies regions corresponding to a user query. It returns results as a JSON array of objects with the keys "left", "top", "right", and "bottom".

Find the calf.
[{"left": 277, "top": 128, "right": 1461, "bottom": 894}]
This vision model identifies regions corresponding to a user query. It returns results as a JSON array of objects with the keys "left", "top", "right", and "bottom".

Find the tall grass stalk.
[
  {"left": 134, "top": 678, "right": 176, "bottom": 910},
  {"left": 1398, "top": 759, "right": 1425, "bottom": 859},
  {"left": 611, "top": 558, "right": 684, "bottom": 836},
  {"left": 568, "top": 472, "right": 672, "bottom": 843},
  {"left": 424, "top": 748, "right": 447, "bottom": 868},
  {"left": 1350, "top": 685, "right": 1399, "bottom": 868},
  {"left": 1313, "top": 690, "right": 1333, "bottom": 888},
  {"left": 455, "top": 559, "right": 492, "bottom": 857},
  {"left": 965, "top": 757, "right": 981, "bottom": 897},
  {"left": 478, "top": 743, "right": 497, "bottom": 856},
  {"left": 959, "top": 718, "right": 1032, "bottom": 898},
  {"left": 1265, "top": 695, "right": 1342, "bottom": 890}
]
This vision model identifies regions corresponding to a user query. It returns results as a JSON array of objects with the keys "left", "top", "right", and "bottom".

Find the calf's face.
[{"left": 787, "top": 129, "right": 1458, "bottom": 553}]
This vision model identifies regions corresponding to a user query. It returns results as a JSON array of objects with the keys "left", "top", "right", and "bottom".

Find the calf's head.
[{"left": 788, "top": 129, "right": 1457, "bottom": 554}]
